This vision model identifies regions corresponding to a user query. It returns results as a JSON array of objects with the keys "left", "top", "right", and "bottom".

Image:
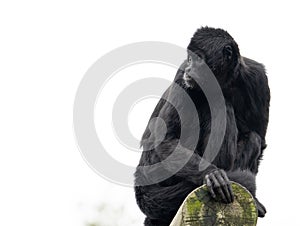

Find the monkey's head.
[{"left": 186, "top": 27, "right": 240, "bottom": 88}]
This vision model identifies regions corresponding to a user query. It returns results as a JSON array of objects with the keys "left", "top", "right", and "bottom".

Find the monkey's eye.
[{"left": 187, "top": 56, "right": 192, "bottom": 64}]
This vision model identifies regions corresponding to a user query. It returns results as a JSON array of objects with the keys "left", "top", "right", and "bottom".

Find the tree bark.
[{"left": 170, "top": 182, "right": 258, "bottom": 226}]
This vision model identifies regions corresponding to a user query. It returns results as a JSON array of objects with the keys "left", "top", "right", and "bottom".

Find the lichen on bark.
[{"left": 170, "top": 182, "right": 258, "bottom": 226}]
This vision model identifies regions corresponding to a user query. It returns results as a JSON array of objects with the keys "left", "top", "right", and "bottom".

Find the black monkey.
[{"left": 134, "top": 27, "right": 270, "bottom": 226}]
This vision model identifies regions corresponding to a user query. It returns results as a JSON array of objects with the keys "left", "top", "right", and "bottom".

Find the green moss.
[{"left": 171, "top": 182, "right": 258, "bottom": 226}]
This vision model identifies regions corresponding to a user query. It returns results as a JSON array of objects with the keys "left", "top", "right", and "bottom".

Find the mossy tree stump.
[{"left": 170, "top": 182, "right": 258, "bottom": 226}]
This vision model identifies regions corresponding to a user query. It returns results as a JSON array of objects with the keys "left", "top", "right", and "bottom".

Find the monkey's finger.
[
  {"left": 220, "top": 170, "right": 234, "bottom": 202},
  {"left": 226, "top": 183, "right": 234, "bottom": 203},
  {"left": 215, "top": 170, "right": 231, "bottom": 203},
  {"left": 205, "top": 175, "right": 216, "bottom": 199},
  {"left": 210, "top": 173, "right": 226, "bottom": 203}
]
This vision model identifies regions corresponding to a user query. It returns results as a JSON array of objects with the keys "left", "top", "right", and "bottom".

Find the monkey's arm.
[
  {"left": 141, "top": 135, "right": 234, "bottom": 203},
  {"left": 140, "top": 84, "right": 233, "bottom": 203}
]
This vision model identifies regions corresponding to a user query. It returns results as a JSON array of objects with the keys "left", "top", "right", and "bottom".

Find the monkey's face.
[{"left": 182, "top": 52, "right": 204, "bottom": 88}]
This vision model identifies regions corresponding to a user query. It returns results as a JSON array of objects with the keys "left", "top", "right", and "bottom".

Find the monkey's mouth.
[
  {"left": 183, "top": 73, "right": 192, "bottom": 81},
  {"left": 183, "top": 73, "right": 195, "bottom": 88},
  {"left": 183, "top": 73, "right": 194, "bottom": 83}
]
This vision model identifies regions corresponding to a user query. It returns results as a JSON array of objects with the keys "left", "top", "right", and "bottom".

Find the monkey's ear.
[{"left": 223, "top": 45, "right": 233, "bottom": 59}]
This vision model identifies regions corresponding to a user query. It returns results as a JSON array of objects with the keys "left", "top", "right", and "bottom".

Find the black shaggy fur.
[{"left": 134, "top": 27, "right": 270, "bottom": 226}]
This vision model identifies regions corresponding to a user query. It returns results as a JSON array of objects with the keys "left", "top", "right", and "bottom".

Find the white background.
[{"left": 1, "top": 1, "right": 299, "bottom": 226}]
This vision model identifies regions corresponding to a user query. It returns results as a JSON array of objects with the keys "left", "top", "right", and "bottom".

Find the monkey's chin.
[{"left": 183, "top": 73, "right": 194, "bottom": 88}]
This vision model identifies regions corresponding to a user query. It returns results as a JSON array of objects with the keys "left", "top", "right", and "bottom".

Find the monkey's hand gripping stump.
[{"left": 170, "top": 182, "right": 258, "bottom": 226}]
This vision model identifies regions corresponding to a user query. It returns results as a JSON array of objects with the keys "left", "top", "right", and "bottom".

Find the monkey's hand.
[{"left": 204, "top": 169, "right": 234, "bottom": 204}]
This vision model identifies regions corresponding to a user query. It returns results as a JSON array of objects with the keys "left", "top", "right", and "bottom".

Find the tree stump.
[{"left": 170, "top": 182, "right": 258, "bottom": 226}]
